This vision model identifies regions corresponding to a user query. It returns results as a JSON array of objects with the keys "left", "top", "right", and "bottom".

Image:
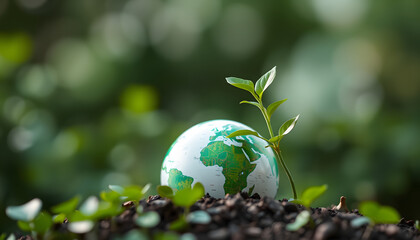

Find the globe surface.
[{"left": 160, "top": 120, "right": 279, "bottom": 198}]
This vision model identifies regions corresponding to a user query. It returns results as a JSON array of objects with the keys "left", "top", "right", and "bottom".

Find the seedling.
[
  {"left": 5, "top": 198, "right": 52, "bottom": 239},
  {"left": 351, "top": 201, "right": 401, "bottom": 228},
  {"left": 226, "top": 66, "right": 299, "bottom": 199},
  {"left": 157, "top": 182, "right": 210, "bottom": 231},
  {"left": 286, "top": 185, "right": 328, "bottom": 231},
  {"left": 4, "top": 184, "right": 152, "bottom": 238}
]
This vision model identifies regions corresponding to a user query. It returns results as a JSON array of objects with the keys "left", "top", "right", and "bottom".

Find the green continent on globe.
[
  {"left": 167, "top": 168, "right": 194, "bottom": 190},
  {"left": 200, "top": 125, "right": 261, "bottom": 194}
]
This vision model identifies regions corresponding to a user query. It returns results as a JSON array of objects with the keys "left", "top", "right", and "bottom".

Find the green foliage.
[
  {"left": 51, "top": 196, "right": 81, "bottom": 215},
  {"left": 158, "top": 183, "right": 208, "bottom": 231},
  {"left": 32, "top": 212, "right": 53, "bottom": 234},
  {"left": 6, "top": 198, "right": 42, "bottom": 222},
  {"left": 416, "top": 220, "right": 420, "bottom": 230},
  {"left": 350, "top": 217, "right": 371, "bottom": 228},
  {"left": 136, "top": 211, "right": 161, "bottom": 228},
  {"left": 286, "top": 210, "right": 311, "bottom": 231},
  {"left": 158, "top": 183, "right": 205, "bottom": 208},
  {"left": 226, "top": 66, "right": 299, "bottom": 199},
  {"left": 173, "top": 183, "right": 205, "bottom": 208},
  {"left": 5, "top": 183, "right": 152, "bottom": 237},
  {"left": 157, "top": 185, "right": 174, "bottom": 199},
  {"left": 358, "top": 201, "right": 401, "bottom": 224},
  {"left": 255, "top": 66, "right": 276, "bottom": 98},
  {"left": 293, "top": 185, "right": 328, "bottom": 208},
  {"left": 186, "top": 210, "right": 211, "bottom": 224}
]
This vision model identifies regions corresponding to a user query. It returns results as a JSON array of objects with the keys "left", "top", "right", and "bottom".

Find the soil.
[{"left": 18, "top": 193, "right": 420, "bottom": 240}]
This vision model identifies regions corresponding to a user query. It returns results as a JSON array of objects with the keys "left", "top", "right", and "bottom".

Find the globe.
[{"left": 160, "top": 120, "right": 279, "bottom": 198}]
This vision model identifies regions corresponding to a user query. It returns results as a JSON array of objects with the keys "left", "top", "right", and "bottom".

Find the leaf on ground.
[
  {"left": 359, "top": 201, "right": 400, "bottom": 224},
  {"left": 157, "top": 185, "right": 174, "bottom": 199},
  {"left": 79, "top": 196, "right": 99, "bottom": 216},
  {"left": 51, "top": 195, "right": 80, "bottom": 214},
  {"left": 351, "top": 216, "right": 371, "bottom": 228},
  {"left": 136, "top": 211, "right": 160, "bottom": 228},
  {"left": 6, "top": 198, "right": 42, "bottom": 222},
  {"left": 109, "top": 185, "right": 125, "bottom": 195},
  {"left": 187, "top": 210, "right": 211, "bottom": 224},
  {"left": 173, "top": 182, "right": 205, "bottom": 207},
  {"left": 286, "top": 210, "right": 311, "bottom": 231},
  {"left": 17, "top": 221, "right": 31, "bottom": 231},
  {"left": 33, "top": 211, "right": 53, "bottom": 234},
  {"left": 297, "top": 184, "right": 328, "bottom": 208},
  {"left": 169, "top": 216, "right": 188, "bottom": 231},
  {"left": 117, "top": 230, "right": 149, "bottom": 240},
  {"left": 67, "top": 221, "right": 95, "bottom": 234}
]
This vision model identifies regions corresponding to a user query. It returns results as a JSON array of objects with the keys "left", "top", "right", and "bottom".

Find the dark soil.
[{"left": 18, "top": 193, "right": 420, "bottom": 240}]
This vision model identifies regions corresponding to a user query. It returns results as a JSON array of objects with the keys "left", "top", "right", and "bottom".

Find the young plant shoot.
[{"left": 226, "top": 66, "right": 299, "bottom": 199}]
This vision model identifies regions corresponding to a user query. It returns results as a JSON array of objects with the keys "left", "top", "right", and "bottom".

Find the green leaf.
[
  {"left": 100, "top": 190, "right": 120, "bottom": 203},
  {"left": 141, "top": 183, "right": 151, "bottom": 195},
  {"left": 67, "top": 220, "right": 95, "bottom": 234},
  {"left": 0, "top": 234, "right": 5, "bottom": 240},
  {"left": 268, "top": 135, "right": 281, "bottom": 143},
  {"left": 193, "top": 182, "right": 205, "bottom": 198},
  {"left": 359, "top": 201, "right": 401, "bottom": 224},
  {"left": 255, "top": 66, "right": 276, "bottom": 98},
  {"left": 279, "top": 114, "right": 300, "bottom": 137},
  {"left": 351, "top": 217, "right": 371, "bottom": 228},
  {"left": 6, "top": 198, "right": 42, "bottom": 222},
  {"left": 109, "top": 185, "right": 125, "bottom": 195},
  {"left": 169, "top": 215, "right": 188, "bottom": 231},
  {"left": 180, "top": 233, "right": 197, "bottom": 240},
  {"left": 136, "top": 211, "right": 160, "bottom": 228},
  {"left": 17, "top": 221, "right": 31, "bottom": 231},
  {"left": 286, "top": 210, "right": 311, "bottom": 231},
  {"left": 226, "top": 77, "right": 254, "bottom": 94},
  {"left": 248, "top": 185, "right": 255, "bottom": 196},
  {"left": 173, "top": 182, "right": 204, "bottom": 207},
  {"left": 33, "top": 212, "right": 53, "bottom": 234},
  {"left": 90, "top": 201, "right": 122, "bottom": 220},
  {"left": 122, "top": 185, "right": 145, "bottom": 202},
  {"left": 52, "top": 213, "right": 67, "bottom": 224},
  {"left": 266, "top": 99, "right": 287, "bottom": 119},
  {"left": 6, "top": 235, "right": 15, "bottom": 240},
  {"left": 51, "top": 195, "right": 80, "bottom": 215},
  {"left": 415, "top": 220, "right": 420, "bottom": 230},
  {"left": 240, "top": 100, "right": 260, "bottom": 108},
  {"left": 187, "top": 210, "right": 211, "bottom": 224},
  {"left": 157, "top": 185, "right": 174, "bottom": 199},
  {"left": 155, "top": 232, "right": 180, "bottom": 240},
  {"left": 79, "top": 196, "right": 99, "bottom": 216},
  {"left": 226, "top": 129, "right": 260, "bottom": 139},
  {"left": 294, "top": 185, "right": 328, "bottom": 208},
  {"left": 117, "top": 230, "right": 148, "bottom": 240}
]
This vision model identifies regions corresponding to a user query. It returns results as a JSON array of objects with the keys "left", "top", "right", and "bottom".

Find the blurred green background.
[{"left": 1, "top": 0, "right": 419, "bottom": 231}]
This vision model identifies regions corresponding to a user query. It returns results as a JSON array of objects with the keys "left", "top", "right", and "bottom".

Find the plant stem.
[
  {"left": 274, "top": 146, "right": 298, "bottom": 200},
  {"left": 253, "top": 95, "right": 297, "bottom": 199}
]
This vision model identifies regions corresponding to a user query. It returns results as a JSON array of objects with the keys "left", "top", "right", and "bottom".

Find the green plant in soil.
[
  {"left": 157, "top": 182, "right": 210, "bottom": 231},
  {"left": 226, "top": 66, "right": 300, "bottom": 200},
  {"left": 351, "top": 201, "right": 401, "bottom": 228},
  {"left": 4, "top": 184, "right": 151, "bottom": 239},
  {"left": 286, "top": 185, "right": 328, "bottom": 231}
]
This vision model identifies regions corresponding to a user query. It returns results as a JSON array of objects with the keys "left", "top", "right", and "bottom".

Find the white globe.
[{"left": 160, "top": 120, "right": 279, "bottom": 198}]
